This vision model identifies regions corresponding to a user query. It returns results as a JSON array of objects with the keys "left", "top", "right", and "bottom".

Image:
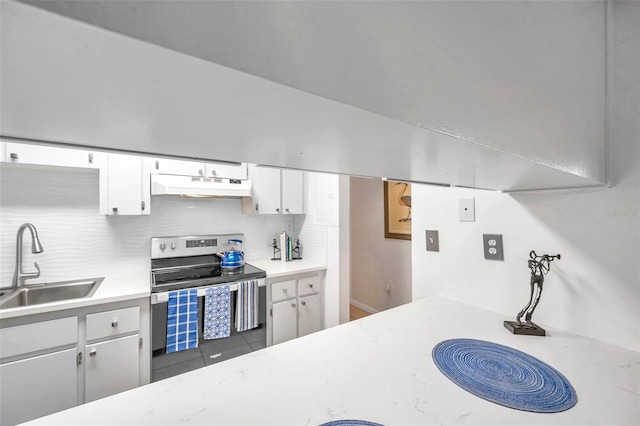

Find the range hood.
[{"left": 151, "top": 174, "right": 252, "bottom": 198}]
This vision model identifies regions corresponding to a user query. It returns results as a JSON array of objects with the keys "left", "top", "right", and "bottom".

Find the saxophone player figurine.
[{"left": 504, "top": 250, "right": 561, "bottom": 336}]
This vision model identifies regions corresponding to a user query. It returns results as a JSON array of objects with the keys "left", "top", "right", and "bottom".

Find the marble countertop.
[
  {"left": 25, "top": 295, "right": 640, "bottom": 425},
  {"left": 0, "top": 272, "right": 150, "bottom": 320},
  {"left": 247, "top": 258, "right": 326, "bottom": 278}
]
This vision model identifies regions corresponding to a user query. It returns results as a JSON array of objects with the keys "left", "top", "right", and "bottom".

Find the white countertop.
[
  {"left": 25, "top": 295, "right": 640, "bottom": 425},
  {"left": 0, "top": 272, "right": 150, "bottom": 320},
  {"left": 247, "top": 258, "right": 326, "bottom": 278}
]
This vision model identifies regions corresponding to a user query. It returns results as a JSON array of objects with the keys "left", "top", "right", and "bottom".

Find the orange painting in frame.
[{"left": 384, "top": 181, "right": 411, "bottom": 240}]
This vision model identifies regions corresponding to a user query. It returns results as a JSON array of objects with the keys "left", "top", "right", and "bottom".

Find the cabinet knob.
[
  {"left": 111, "top": 320, "right": 118, "bottom": 328},
  {"left": 9, "top": 153, "right": 18, "bottom": 161},
  {"left": 198, "top": 169, "right": 204, "bottom": 176},
  {"left": 285, "top": 208, "right": 290, "bottom": 212},
  {"left": 112, "top": 207, "right": 118, "bottom": 213},
  {"left": 301, "top": 301, "right": 306, "bottom": 306},
  {"left": 283, "top": 288, "right": 288, "bottom": 294},
  {"left": 308, "top": 284, "right": 313, "bottom": 288},
  {"left": 89, "top": 348, "right": 97, "bottom": 357},
  {"left": 291, "top": 303, "right": 296, "bottom": 308},
  {"left": 276, "top": 208, "right": 280, "bottom": 212},
  {"left": 210, "top": 170, "right": 217, "bottom": 177}
]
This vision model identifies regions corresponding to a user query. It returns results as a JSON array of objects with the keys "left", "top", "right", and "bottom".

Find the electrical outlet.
[
  {"left": 426, "top": 230, "right": 440, "bottom": 252},
  {"left": 459, "top": 198, "right": 475, "bottom": 222},
  {"left": 285, "top": 221, "right": 294, "bottom": 235},
  {"left": 483, "top": 234, "right": 504, "bottom": 260}
]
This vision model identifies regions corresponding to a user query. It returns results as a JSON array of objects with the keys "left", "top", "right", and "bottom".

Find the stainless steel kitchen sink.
[{"left": 0, "top": 278, "right": 103, "bottom": 309}]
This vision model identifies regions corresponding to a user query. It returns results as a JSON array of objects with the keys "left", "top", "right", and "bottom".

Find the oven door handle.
[{"left": 150, "top": 278, "right": 265, "bottom": 304}]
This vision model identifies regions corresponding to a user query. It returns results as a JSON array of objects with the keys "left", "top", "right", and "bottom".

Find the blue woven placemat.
[{"left": 432, "top": 338, "right": 577, "bottom": 413}]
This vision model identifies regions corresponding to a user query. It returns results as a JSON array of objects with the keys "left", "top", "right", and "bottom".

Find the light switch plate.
[
  {"left": 285, "top": 221, "right": 294, "bottom": 235},
  {"left": 483, "top": 234, "right": 504, "bottom": 260},
  {"left": 426, "top": 230, "right": 440, "bottom": 252},
  {"left": 459, "top": 198, "right": 475, "bottom": 222}
]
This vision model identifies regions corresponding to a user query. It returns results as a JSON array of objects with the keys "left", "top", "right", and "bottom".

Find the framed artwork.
[{"left": 384, "top": 180, "right": 412, "bottom": 240}]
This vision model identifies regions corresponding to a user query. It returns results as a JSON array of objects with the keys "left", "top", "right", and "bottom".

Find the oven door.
[{"left": 150, "top": 279, "right": 266, "bottom": 382}]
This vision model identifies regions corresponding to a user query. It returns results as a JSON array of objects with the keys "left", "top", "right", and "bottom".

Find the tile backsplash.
[{"left": 0, "top": 165, "right": 321, "bottom": 284}]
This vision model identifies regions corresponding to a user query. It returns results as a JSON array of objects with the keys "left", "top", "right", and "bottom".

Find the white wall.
[
  {"left": 350, "top": 177, "right": 412, "bottom": 313},
  {"left": 411, "top": 0, "right": 639, "bottom": 352},
  {"left": 0, "top": 165, "right": 302, "bottom": 285}
]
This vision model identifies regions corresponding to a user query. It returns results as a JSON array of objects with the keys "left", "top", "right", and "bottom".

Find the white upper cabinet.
[
  {"left": 143, "top": 156, "right": 247, "bottom": 180},
  {"left": 144, "top": 157, "right": 203, "bottom": 177},
  {"left": 204, "top": 162, "right": 247, "bottom": 180},
  {"left": 104, "top": 153, "right": 148, "bottom": 216},
  {"left": 1, "top": 141, "right": 92, "bottom": 169},
  {"left": 243, "top": 165, "right": 304, "bottom": 215}
]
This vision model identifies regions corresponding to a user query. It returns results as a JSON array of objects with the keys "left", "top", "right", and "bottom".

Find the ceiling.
[{"left": 7, "top": 1, "right": 607, "bottom": 188}]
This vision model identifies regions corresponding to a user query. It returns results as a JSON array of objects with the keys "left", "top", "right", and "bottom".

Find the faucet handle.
[{"left": 32, "top": 262, "right": 41, "bottom": 279}]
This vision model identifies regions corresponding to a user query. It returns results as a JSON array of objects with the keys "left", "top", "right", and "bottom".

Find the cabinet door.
[
  {"left": 298, "top": 294, "right": 322, "bottom": 338},
  {"left": 107, "top": 153, "right": 145, "bottom": 215},
  {"left": 272, "top": 300, "right": 298, "bottom": 345},
  {"left": 85, "top": 334, "right": 140, "bottom": 403},
  {"left": 145, "top": 157, "right": 203, "bottom": 177},
  {"left": 282, "top": 169, "right": 304, "bottom": 214},
  {"left": 0, "top": 349, "right": 78, "bottom": 425},
  {"left": 253, "top": 166, "right": 282, "bottom": 214},
  {"left": 205, "top": 162, "right": 247, "bottom": 180},
  {"left": 3, "top": 142, "right": 90, "bottom": 168}
]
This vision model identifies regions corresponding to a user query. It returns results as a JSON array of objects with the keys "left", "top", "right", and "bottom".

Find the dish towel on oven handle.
[
  {"left": 166, "top": 289, "right": 198, "bottom": 353},
  {"left": 204, "top": 285, "right": 231, "bottom": 339},
  {"left": 236, "top": 280, "right": 259, "bottom": 332}
]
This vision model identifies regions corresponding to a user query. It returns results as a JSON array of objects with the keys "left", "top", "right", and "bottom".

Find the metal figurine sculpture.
[{"left": 504, "top": 251, "right": 561, "bottom": 336}]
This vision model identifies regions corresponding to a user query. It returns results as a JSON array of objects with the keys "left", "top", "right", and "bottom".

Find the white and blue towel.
[
  {"left": 204, "top": 285, "right": 231, "bottom": 340},
  {"left": 235, "top": 280, "right": 259, "bottom": 332},
  {"left": 166, "top": 289, "right": 198, "bottom": 353}
]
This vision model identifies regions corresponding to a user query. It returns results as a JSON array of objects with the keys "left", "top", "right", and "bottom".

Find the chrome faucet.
[{"left": 12, "top": 223, "right": 44, "bottom": 287}]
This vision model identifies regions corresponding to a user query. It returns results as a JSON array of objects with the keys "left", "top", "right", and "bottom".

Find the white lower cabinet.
[
  {"left": 268, "top": 273, "right": 323, "bottom": 346},
  {"left": 0, "top": 348, "right": 78, "bottom": 425},
  {"left": 0, "top": 301, "right": 147, "bottom": 425},
  {"left": 85, "top": 334, "right": 140, "bottom": 403},
  {"left": 272, "top": 299, "right": 298, "bottom": 345},
  {"left": 298, "top": 293, "right": 322, "bottom": 337}
]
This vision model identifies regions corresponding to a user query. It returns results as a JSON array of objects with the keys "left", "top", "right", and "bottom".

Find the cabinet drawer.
[
  {"left": 0, "top": 317, "right": 78, "bottom": 359},
  {"left": 86, "top": 307, "right": 140, "bottom": 341},
  {"left": 271, "top": 280, "right": 296, "bottom": 302},
  {"left": 298, "top": 275, "right": 320, "bottom": 296}
]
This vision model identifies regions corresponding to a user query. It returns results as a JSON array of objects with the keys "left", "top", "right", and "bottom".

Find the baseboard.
[{"left": 350, "top": 299, "right": 379, "bottom": 314}]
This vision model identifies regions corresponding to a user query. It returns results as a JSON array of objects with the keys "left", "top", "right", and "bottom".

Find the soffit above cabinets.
[{"left": 2, "top": 1, "right": 607, "bottom": 191}]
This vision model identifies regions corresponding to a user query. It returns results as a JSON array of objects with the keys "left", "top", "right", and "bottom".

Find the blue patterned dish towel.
[
  {"left": 236, "top": 280, "right": 259, "bottom": 332},
  {"left": 166, "top": 289, "right": 198, "bottom": 353},
  {"left": 204, "top": 285, "right": 231, "bottom": 339}
]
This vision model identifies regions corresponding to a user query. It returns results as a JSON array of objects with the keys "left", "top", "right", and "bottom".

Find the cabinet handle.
[
  {"left": 89, "top": 348, "right": 97, "bottom": 357},
  {"left": 111, "top": 320, "right": 118, "bottom": 328},
  {"left": 301, "top": 301, "right": 306, "bottom": 306},
  {"left": 155, "top": 160, "right": 159, "bottom": 170},
  {"left": 291, "top": 303, "right": 296, "bottom": 308},
  {"left": 283, "top": 288, "right": 288, "bottom": 294},
  {"left": 9, "top": 153, "right": 18, "bottom": 161},
  {"left": 88, "top": 153, "right": 93, "bottom": 164},
  {"left": 210, "top": 170, "right": 217, "bottom": 177},
  {"left": 141, "top": 201, "right": 146, "bottom": 211},
  {"left": 198, "top": 169, "right": 204, "bottom": 176}
]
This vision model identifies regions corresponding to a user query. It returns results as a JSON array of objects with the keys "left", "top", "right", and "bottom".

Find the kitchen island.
[{"left": 25, "top": 296, "right": 639, "bottom": 425}]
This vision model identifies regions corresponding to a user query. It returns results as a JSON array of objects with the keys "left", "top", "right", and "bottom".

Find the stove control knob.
[
  {"left": 159, "top": 243, "right": 167, "bottom": 251},
  {"left": 171, "top": 242, "right": 176, "bottom": 250}
]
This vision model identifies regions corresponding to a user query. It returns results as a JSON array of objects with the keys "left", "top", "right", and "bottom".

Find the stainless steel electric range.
[{"left": 150, "top": 234, "right": 266, "bottom": 382}]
